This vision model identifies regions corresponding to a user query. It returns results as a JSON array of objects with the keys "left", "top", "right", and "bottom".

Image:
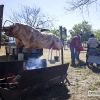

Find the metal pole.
[
  {"left": 63, "top": 28, "right": 68, "bottom": 50},
  {"left": 0, "top": 5, "right": 4, "bottom": 48},
  {"left": 59, "top": 26, "right": 64, "bottom": 64}
]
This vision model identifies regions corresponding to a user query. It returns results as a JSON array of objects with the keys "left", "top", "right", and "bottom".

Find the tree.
[
  {"left": 49, "top": 29, "right": 60, "bottom": 37},
  {"left": 8, "top": 5, "right": 55, "bottom": 29},
  {"left": 69, "top": 21, "right": 93, "bottom": 41},
  {"left": 93, "top": 29, "right": 100, "bottom": 41},
  {"left": 65, "top": 0, "right": 98, "bottom": 12}
]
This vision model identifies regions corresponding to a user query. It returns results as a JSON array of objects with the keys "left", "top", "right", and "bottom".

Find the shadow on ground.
[
  {"left": 0, "top": 55, "right": 16, "bottom": 62},
  {"left": 21, "top": 84, "right": 71, "bottom": 100},
  {"left": 70, "top": 58, "right": 100, "bottom": 73},
  {"left": 87, "top": 64, "right": 100, "bottom": 73},
  {"left": 70, "top": 59, "right": 86, "bottom": 68}
]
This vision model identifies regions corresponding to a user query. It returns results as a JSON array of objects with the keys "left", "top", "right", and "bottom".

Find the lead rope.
[
  {"left": 55, "top": 50, "right": 60, "bottom": 61},
  {"left": 48, "top": 48, "right": 53, "bottom": 61},
  {"left": 3, "top": 20, "right": 14, "bottom": 27},
  {"left": 48, "top": 49, "right": 50, "bottom": 61},
  {"left": 59, "top": 50, "right": 60, "bottom": 61}
]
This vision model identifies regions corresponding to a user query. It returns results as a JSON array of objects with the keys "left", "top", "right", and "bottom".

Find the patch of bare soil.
[
  {"left": 0, "top": 46, "right": 6, "bottom": 56},
  {"left": 67, "top": 66, "right": 100, "bottom": 100}
]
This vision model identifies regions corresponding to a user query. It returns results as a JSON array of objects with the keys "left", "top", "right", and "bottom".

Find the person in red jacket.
[{"left": 70, "top": 33, "right": 83, "bottom": 63}]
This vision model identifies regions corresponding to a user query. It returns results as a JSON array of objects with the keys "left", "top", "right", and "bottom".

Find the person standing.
[
  {"left": 86, "top": 34, "right": 98, "bottom": 63},
  {"left": 70, "top": 34, "right": 83, "bottom": 63},
  {"left": 87, "top": 34, "right": 98, "bottom": 49}
]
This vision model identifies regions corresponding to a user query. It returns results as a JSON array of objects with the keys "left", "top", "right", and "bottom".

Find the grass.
[{"left": 0, "top": 46, "right": 100, "bottom": 100}]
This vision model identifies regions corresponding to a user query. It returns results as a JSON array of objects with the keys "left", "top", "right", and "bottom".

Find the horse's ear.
[
  {"left": 14, "top": 23, "right": 20, "bottom": 29},
  {"left": 14, "top": 23, "right": 19, "bottom": 26}
]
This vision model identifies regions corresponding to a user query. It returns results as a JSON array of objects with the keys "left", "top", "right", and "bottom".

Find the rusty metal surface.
[
  {"left": 18, "top": 63, "right": 69, "bottom": 89},
  {"left": 45, "top": 76, "right": 62, "bottom": 88},
  {"left": 0, "top": 61, "right": 24, "bottom": 78},
  {"left": 0, "top": 63, "right": 69, "bottom": 100},
  {"left": 0, "top": 87, "right": 22, "bottom": 100}
]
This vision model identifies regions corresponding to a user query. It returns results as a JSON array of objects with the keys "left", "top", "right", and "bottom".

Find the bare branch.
[
  {"left": 65, "top": 0, "right": 97, "bottom": 11},
  {"left": 8, "top": 4, "right": 55, "bottom": 29}
]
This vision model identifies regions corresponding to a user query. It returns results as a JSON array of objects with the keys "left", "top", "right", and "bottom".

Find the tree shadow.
[{"left": 22, "top": 84, "right": 71, "bottom": 100}]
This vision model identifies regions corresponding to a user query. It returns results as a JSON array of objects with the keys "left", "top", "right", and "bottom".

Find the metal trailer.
[
  {"left": 86, "top": 47, "right": 100, "bottom": 66},
  {"left": 0, "top": 61, "right": 69, "bottom": 100}
]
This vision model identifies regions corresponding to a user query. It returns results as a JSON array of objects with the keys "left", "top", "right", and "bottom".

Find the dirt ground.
[
  {"left": 41, "top": 48, "right": 100, "bottom": 100},
  {"left": 0, "top": 46, "right": 100, "bottom": 100}
]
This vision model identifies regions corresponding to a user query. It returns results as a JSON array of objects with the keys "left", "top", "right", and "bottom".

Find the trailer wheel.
[
  {"left": 97, "top": 64, "right": 100, "bottom": 67},
  {"left": 86, "top": 62, "right": 90, "bottom": 67}
]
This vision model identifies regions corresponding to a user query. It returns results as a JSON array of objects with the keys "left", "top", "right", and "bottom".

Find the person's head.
[{"left": 90, "top": 34, "right": 94, "bottom": 37}]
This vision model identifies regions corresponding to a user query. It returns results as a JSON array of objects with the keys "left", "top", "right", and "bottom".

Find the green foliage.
[
  {"left": 69, "top": 21, "right": 93, "bottom": 41},
  {"left": 49, "top": 29, "right": 67, "bottom": 41},
  {"left": 49, "top": 29, "right": 60, "bottom": 37},
  {"left": 93, "top": 29, "right": 100, "bottom": 41},
  {"left": 1, "top": 34, "right": 9, "bottom": 42}
]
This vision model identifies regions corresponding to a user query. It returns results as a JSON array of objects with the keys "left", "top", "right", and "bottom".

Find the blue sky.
[{"left": 1, "top": 0, "right": 100, "bottom": 35}]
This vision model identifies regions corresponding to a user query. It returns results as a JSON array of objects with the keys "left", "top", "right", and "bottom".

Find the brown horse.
[{"left": 3, "top": 23, "right": 63, "bottom": 51}]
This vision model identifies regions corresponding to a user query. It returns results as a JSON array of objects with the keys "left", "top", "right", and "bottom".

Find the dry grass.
[
  {"left": 0, "top": 46, "right": 100, "bottom": 100},
  {"left": 0, "top": 46, "right": 6, "bottom": 55}
]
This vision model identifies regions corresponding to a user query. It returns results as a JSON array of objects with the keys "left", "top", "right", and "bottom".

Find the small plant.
[{"left": 89, "top": 83, "right": 98, "bottom": 90}]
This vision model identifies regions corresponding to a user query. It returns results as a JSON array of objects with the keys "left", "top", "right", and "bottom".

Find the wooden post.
[
  {"left": 0, "top": 5, "right": 4, "bottom": 48},
  {"left": 63, "top": 27, "right": 67, "bottom": 50},
  {"left": 59, "top": 26, "right": 64, "bottom": 64}
]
